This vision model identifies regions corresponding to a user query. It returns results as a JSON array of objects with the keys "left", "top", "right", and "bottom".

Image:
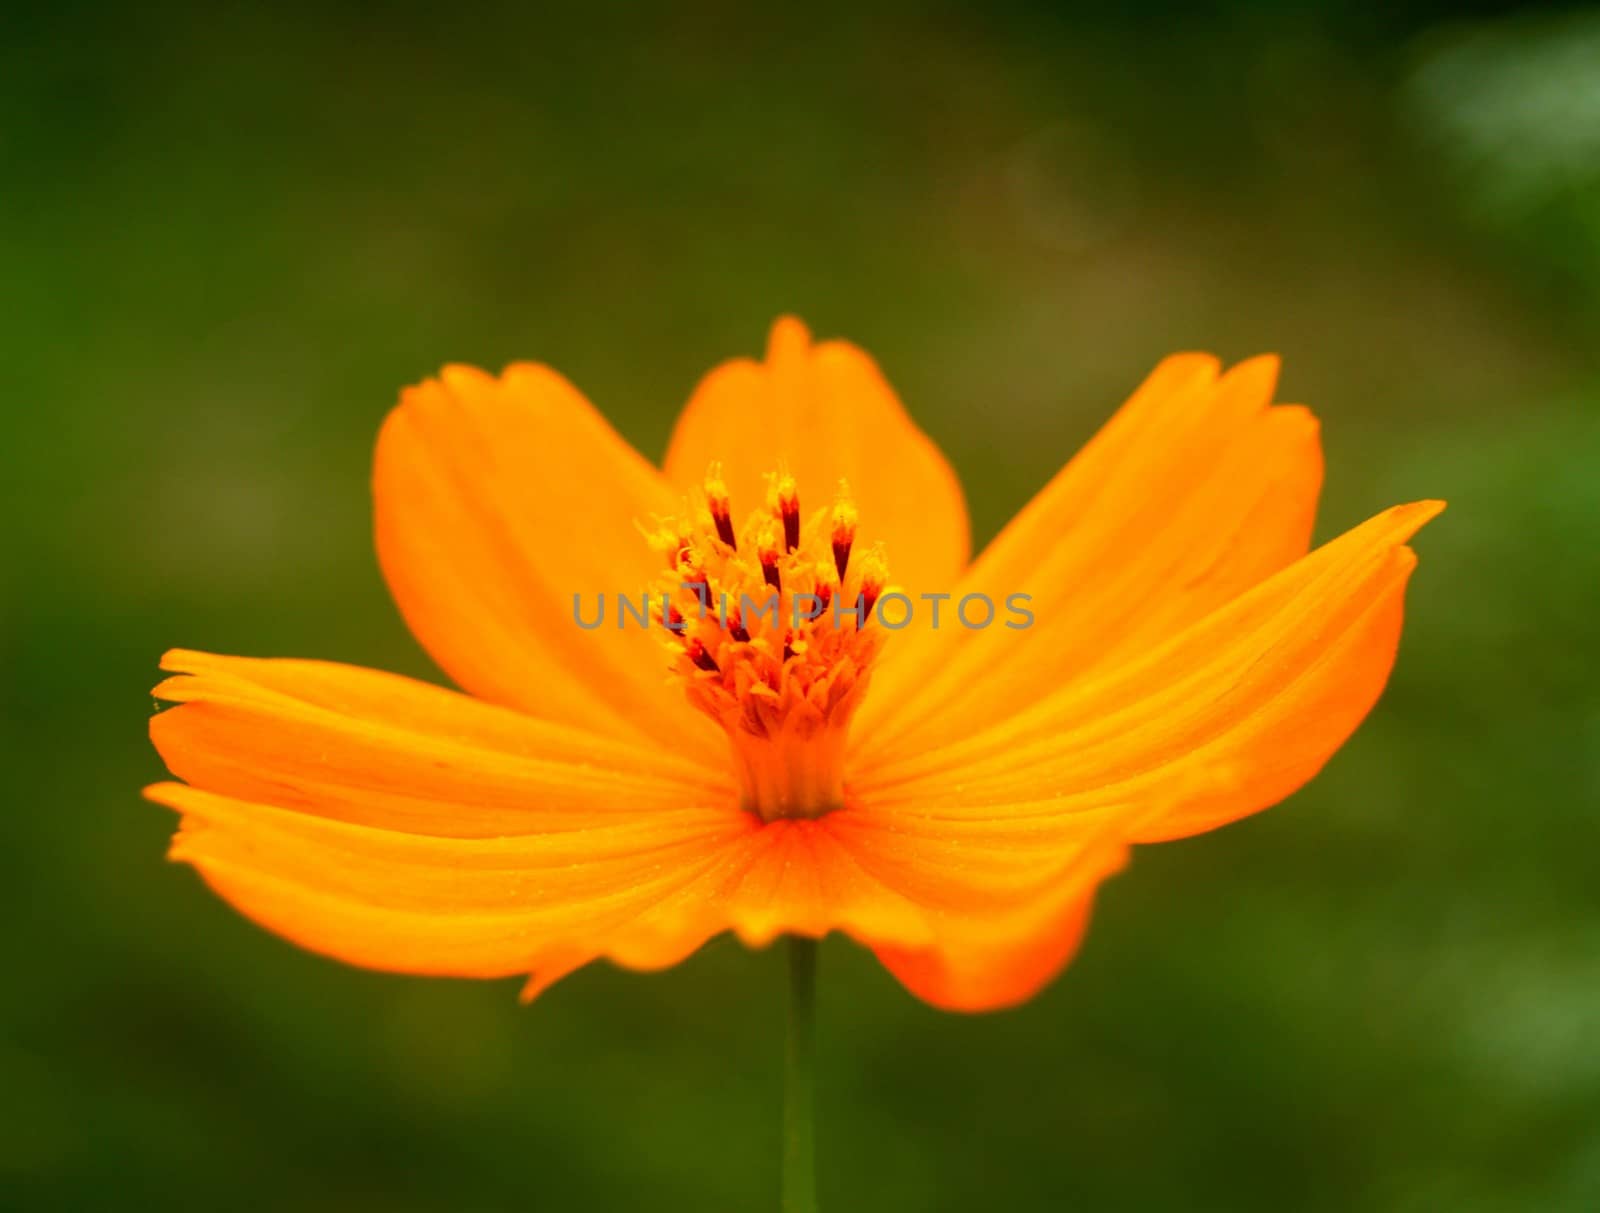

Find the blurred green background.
[{"left": 5, "top": 1, "right": 1598, "bottom": 1209}]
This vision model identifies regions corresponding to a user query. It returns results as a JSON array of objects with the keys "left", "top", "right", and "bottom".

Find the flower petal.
[
  {"left": 149, "top": 781, "right": 753, "bottom": 980},
  {"left": 662, "top": 317, "right": 970, "bottom": 592},
  {"left": 151, "top": 649, "right": 735, "bottom": 837},
  {"left": 871, "top": 885, "right": 1102, "bottom": 1013},
  {"left": 149, "top": 650, "right": 747, "bottom": 981},
  {"left": 825, "top": 802, "right": 1134, "bottom": 1010},
  {"left": 151, "top": 728, "right": 1116, "bottom": 1006},
  {"left": 859, "top": 501, "right": 1444, "bottom": 836},
  {"left": 526, "top": 789, "right": 1140, "bottom": 1009},
  {"left": 540, "top": 816, "right": 946, "bottom": 997},
  {"left": 828, "top": 501, "right": 1441, "bottom": 1009},
  {"left": 374, "top": 362, "right": 722, "bottom": 763},
  {"left": 858, "top": 353, "right": 1323, "bottom": 760}
]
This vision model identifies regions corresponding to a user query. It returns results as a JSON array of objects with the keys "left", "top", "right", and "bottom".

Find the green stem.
[{"left": 782, "top": 935, "right": 818, "bottom": 1213}]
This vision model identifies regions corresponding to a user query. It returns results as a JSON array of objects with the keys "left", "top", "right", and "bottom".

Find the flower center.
[{"left": 645, "top": 467, "right": 889, "bottom": 822}]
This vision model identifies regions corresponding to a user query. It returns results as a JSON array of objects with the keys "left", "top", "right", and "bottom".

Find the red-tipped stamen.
[
  {"left": 760, "top": 537, "right": 782, "bottom": 592},
  {"left": 860, "top": 584, "right": 883, "bottom": 626},
  {"left": 857, "top": 548, "right": 887, "bottom": 630},
  {"left": 831, "top": 485, "right": 857, "bottom": 582},
  {"left": 772, "top": 471, "right": 800, "bottom": 553},
  {"left": 679, "top": 545, "right": 711, "bottom": 611},
  {"left": 686, "top": 635, "right": 721, "bottom": 673},
  {"left": 705, "top": 465, "right": 737, "bottom": 550}
]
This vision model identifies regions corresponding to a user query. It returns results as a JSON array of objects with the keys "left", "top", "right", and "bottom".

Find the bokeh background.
[{"left": 6, "top": 2, "right": 1599, "bottom": 1209}]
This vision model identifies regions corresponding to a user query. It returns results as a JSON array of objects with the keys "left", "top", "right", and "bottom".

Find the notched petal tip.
[
  {"left": 151, "top": 648, "right": 223, "bottom": 706},
  {"left": 518, "top": 951, "right": 595, "bottom": 1003},
  {"left": 150, "top": 675, "right": 190, "bottom": 702},
  {"left": 157, "top": 647, "right": 207, "bottom": 675},
  {"left": 144, "top": 783, "right": 204, "bottom": 865}
]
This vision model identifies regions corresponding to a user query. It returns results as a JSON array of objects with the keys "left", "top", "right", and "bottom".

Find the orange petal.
[
  {"left": 554, "top": 816, "right": 944, "bottom": 992},
  {"left": 857, "top": 353, "right": 1323, "bottom": 760},
  {"left": 833, "top": 501, "right": 1441, "bottom": 1009},
  {"left": 829, "top": 798, "right": 1136, "bottom": 1010},
  {"left": 536, "top": 790, "right": 1139, "bottom": 1010},
  {"left": 151, "top": 745, "right": 1112, "bottom": 1006},
  {"left": 149, "top": 650, "right": 748, "bottom": 981},
  {"left": 374, "top": 362, "right": 722, "bottom": 764},
  {"left": 151, "top": 649, "right": 734, "bottom": 836},
  {"left": 859, "top": 501, "right": 1444, "bottom": 834},
  {"left": 662, "top": 317, "right": 970, "bottom": 592},
  {"left": 872, "top": 885, "right": 1102, "bottom": 1013},
  {"left": 149, "top": 781, "right": 754, "bottom": 980}
]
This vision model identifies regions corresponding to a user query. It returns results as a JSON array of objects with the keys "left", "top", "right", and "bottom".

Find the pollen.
[{"left": 647, "top": 470, "right": 886, "bottom": 822}]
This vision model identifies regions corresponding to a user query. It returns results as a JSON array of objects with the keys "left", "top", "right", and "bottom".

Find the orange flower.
[{"left": 146, "top": 317, "right": 1442, "bottom": 1012}]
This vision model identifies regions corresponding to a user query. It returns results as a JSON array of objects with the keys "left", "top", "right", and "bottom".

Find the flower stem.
[{"left": 783, "top": 935, "right": 818, "bottom": 1213}]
